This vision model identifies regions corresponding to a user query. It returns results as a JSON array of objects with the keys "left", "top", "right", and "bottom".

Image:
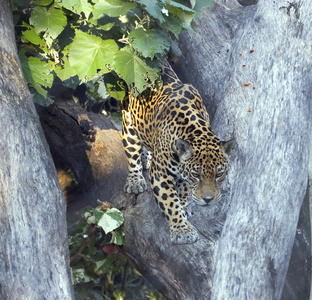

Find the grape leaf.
[
  {"left": 137, "top": 0, "right": 166, "bottom": 23},
  {"left": 31, "top": 0, "right": 53, "bottom": 6},
  {"left": 29, "top": 6, "right": 67, "bottom": 45},
  {"left": 68, "top": 30, "right": 118, "bottom": 81},
  {"left": 113, "top": 46, "right": 159, "bottom": 93},
  {"left": 30, "top": 88, "right": 54, "bottom": 106},
  {"left": 19, "top": 50, "right": 54, "bottom": 97},
  {"left": 128, "top": 28, "right": 170, "bottom": 58},
  {"left": 97, "top": 22, "right": 115, "bottom": 31},
  {"left": 54, "top": 53, "right": 77, "bottom": 81},
  {"left": 159, "top": 14, "right": 182, "bottom": 38},
  {"left": 104, "top": 73, "right": 125, "bottom": 101},
  {"left": 56, "top": 0, "right": 93, "bottom": 19},
  {"left": 97, "top": 208, "right": 124, "bottom": 234},
  {"left": 167, "top": 1, "right": 196, "bottom": 27},
  {"left": 22, "top": 26, "right": 46, "bottom": 48},
  {"left": 93, "top": 0, "right": 137, "bottom": 19}
]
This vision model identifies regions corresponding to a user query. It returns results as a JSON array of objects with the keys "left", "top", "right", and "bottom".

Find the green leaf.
[
  {"left": 31, "top": 0, "right": 53, "bottom": 6},
  {"left": 71, "top": 267, "right": 92, "bottom": 285},
  {"left": 104, "top": 73, "right": 125, "bottom": 101},
  {"left": 110, "top": 227, "right": 124, "bottom": 245},
  {"left": 95, "top": 256, "right": 115, "bottom": 273},
  {"left": 91, "top": 208, "right": 105, "bottom": 223},
  {"left": 68, "top": 30, "right": 118, "bottom": 81},
  {"left": 97, "top": 208, "right": 124, "bottom": 234},
  {"left": 137, "top": 0, "right": 166, "bottom": 23},
  {"left": 88, "top": 17, "right": 116, "bottom": 31},
  {"left": 159, "top": 14, "right": 182, "bottom": 38},
  {"left": 93, "top": 0, "right": 137, "bottom": 19},
  {"left": 55, "top": 53, "right": 77, "bottom": 81},
  {"left": 56, "top": 0, "right": 93, "bottom": 19},
  {"left": 19, "top": 50, "right": 54, "bottom": 100},
  {"left": 167, "top": 1, "right": 196, "bottom": 27},
  {"left": 98, "top": 22, "right": 115, "bottom": 31},
  {"left": 29, "top": 6, "right": 67, "bottom": 45},
  {"left": 113, "top": 46, "right": 159, "bottom": 93},
  {"left": 31, "top": 88, "right": 54, "bottom": 106},
  {"left": 128, "top": 28, "right": 170, "bottom": 58},
  {"left": 22, "top": 26, "right": 46, "bottom": 48}
]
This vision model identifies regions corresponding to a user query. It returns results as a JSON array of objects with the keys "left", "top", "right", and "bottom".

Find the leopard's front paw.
[
  {"left": 170, "top": 222, "right": 198, "bottom": 244},
  {"left": 123, "top": 174, "right": 147, "bottom": 194}
]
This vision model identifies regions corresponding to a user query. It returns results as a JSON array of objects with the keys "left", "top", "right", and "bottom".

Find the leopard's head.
[{"left": 173, "top": 138, "right": 235, "bottom": 206}]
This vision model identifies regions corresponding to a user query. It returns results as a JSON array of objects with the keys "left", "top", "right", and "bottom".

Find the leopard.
[{"left": 122, "top": 61, "right": 234, "bottom": 244}]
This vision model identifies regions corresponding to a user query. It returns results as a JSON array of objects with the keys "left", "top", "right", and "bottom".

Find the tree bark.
[
  {"left": 0, "top": 1, "right": 74, "bottom": 299},
  {"left": 40, "top": 91, "right": 228, "bottom": 300},
  {"left": 36, "top": 0, "right": 312, "bottom": 299},
  {"left": 41, "top": 92, "right": 310, "bottom": 300},
  {"left": 178, "top": 0, "right": 312, "bottom": 299}
]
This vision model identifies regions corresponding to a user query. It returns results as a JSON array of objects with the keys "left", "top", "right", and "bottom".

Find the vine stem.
[{"left": 70, "top": 225, "right": 97, "bottom": 265}]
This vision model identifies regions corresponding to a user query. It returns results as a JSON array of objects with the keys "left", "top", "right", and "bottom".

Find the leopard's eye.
[
  {"left": 216, "top": 166, "right": 225, "bottom": 178},
  {"left": 191, "top": 172, "right": 201, "bottom": 179},
  {"left": 216, "top": 171, "right": 224, "bottom": 178}
]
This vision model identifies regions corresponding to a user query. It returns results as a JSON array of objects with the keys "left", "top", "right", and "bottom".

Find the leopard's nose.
[{"left": 203, "top": 196, "right": 214, "bottom": 205}]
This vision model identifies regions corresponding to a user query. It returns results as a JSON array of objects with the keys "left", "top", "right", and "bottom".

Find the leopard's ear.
[
  {"left": 221, "top": 139, "right": 235, "bottom": 155},
  {"left": 173, "top": 139, "right": 192, "bottom": 161}
]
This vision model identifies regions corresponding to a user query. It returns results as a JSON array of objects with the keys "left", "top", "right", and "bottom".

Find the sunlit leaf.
[
  {"left": 29, "top": 6, "right": 67, "bottom": 45},
  {"left": 31, "top": 0, "right": 53, "bottom": 5},
  {"left": 137, "top": 0, "right": 166, "bottom": 23},
  {"left": 56, "top": 0, "right": 93, "bottom": 19},
  {"left": 19, "top": 50, "right": 54, "bottom": 101},
  {"left": 128, "top": 28, "right": 170, "bottom": 58},
  {"left": 22, "top": 26, "right": 46, "bottom": 47},
  {"left": 55, "top": 53, "right": 77, "bottom": 81},
  {"left": 93, "top": 0, "right": 137, "bottom": 19},
  {"left": 104, "top": 73, "right": 125, "bottom": 101},
  {"left": 167, "top": 1, "right": 196, "bottom": 27},
  {"left": 113, "top": 46, "right": 159, "bottom": 93},
  {"left": 68, "top": 30, "right": 118, "bottom": 81},
  {"left": 97, "top": 208, "right": 124, "bottom": 234},
  {"left": 98, "top": 22, "right": 115, "bottom": 31}
]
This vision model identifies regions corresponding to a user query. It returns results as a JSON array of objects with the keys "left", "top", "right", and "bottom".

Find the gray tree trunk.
[
  {"left": 178, "top": 0, "right": 312, "bottom": 299},
  {"left": 0, "top": 1, "right": 74, "bottom": 299},
  {"left": 40, "top": 92, "right": 223, "bottom": 300},
  {"left": 35, "top": 0, "right": 312, "bottom": 299},
  {"left": 41, "top": 86, "right": 310, "bottom": 300}
]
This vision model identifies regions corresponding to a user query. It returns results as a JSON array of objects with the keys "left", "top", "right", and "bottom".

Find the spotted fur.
[{"left": 122, "top": 62, "right": 234, "bottom": 244}]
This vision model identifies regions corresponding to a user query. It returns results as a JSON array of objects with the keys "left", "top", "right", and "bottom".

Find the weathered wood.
[
  {"left": 35, "top": 0, "right": 312, "bottom": 299},
  {"left": 178, "top": 0, "right": 312, "bottom": 299},
  {"left": 39, "top": 92, "right": 227, "bottom": 299},
  {"left": 39, "top": 92, "right": 128, "bottom": 208},
  {"left": 40, "top": 79, "right": 310, "bottom": 300},
  {"left": 0, "top": 1, "right": 74, "bottom": 299},
  {"left": 40, "top": 93, "right": 311, "bottom": 300}
]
